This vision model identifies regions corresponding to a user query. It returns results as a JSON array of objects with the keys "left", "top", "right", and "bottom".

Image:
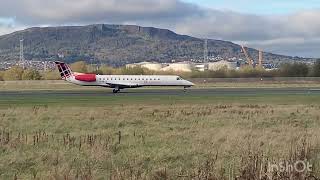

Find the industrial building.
[
  {"left": 161, "top": 62, "right": 194, "bottom": 72},
  {"left": 126, "top": 61, "right": 194, "bottom": 72},
  {"left": 126, "top": 62, "right": 164, "bottom": 71},
  {"left": 194, "top": 64, "right": 207, "bottom": 72}
]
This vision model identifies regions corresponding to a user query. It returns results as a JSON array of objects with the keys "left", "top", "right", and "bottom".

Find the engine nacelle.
[{"left": 75, "top": 74, "right": 96, "bottom": 82}]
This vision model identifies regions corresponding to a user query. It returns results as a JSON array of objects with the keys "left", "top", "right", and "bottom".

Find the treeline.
[
  {"left": 0, "top": 66, "right": 60, "bottom": 81},
  {"left": 1, "top": 60, "right": 320, "bottom": 81},
  {"left": 63, "top": 60, "right": 320, "bottom": 78},
  {"left": 190, "top": 61, "right": 320, "bottom": 78}
]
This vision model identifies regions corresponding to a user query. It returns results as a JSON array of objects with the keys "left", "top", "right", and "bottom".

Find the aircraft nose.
[{"left": 186, "top": 80, "right": 195, "bottom": 86}]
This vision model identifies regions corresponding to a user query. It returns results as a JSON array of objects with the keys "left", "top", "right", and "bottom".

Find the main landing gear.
[{"left": 113, "top": 89, "right": 120, "bottom": 93}]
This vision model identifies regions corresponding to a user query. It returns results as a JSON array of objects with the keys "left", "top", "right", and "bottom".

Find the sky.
[{"left": 0, "top": 0, "right": 320, "bottom": 58}]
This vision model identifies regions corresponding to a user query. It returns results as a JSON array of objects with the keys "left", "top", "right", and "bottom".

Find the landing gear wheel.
[{"left": 113, "top": 89, "right": 120, "bottom": 93}]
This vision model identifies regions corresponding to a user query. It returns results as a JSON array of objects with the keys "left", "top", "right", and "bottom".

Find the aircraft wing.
[{"left": 105, "top": 82, "right": 141, "bottom": 88}]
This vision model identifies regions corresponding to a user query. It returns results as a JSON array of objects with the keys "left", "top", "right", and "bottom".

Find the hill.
[{"left": 0, "top": 24, "right": 310, "bottom": 66}]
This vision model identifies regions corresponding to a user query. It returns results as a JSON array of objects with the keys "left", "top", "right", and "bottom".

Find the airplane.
[{"left": 54, "top": 61, "right": 194, "bottom": 93}]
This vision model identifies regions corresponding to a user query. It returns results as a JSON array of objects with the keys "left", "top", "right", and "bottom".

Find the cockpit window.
[{"left": 176, "top": 77, "right": 182, "bottom": 80}]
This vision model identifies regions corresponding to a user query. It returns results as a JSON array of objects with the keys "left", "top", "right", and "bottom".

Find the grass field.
[
  {"left": 1, "top": 80, "right": 320, "bottom": 91},
  {"left": 1, "top": 81, "right": 320, "bottom": 179}
]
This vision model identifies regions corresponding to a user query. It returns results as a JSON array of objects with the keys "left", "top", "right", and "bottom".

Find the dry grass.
[
  {"left": 0, "top": 80, "right": 85, "bottom": 91},
  {"left": 1, "top": 103, "right": 320, "bottom": 179},
  {"left": 196, "top": 82, "right": 320, "bottom": 88}
]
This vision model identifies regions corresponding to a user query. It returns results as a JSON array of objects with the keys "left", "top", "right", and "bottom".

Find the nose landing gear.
[{"left": 183, "top": 86, "right": 188, "bottom": 92}]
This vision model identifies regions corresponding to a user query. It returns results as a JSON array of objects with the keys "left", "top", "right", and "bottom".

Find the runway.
[{"left": 1, "top": 87, "right": 320, "bottom": 97}]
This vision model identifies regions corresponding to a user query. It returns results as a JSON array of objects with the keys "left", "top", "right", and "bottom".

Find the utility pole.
[
  {"left": 20, "top": 39, "right": 25, "bottom": 69},
  {"left": 44, "top": 61, "right": 47, "bottom": 72},
  {"left": 258, "top": 50, "right": 263, "bottom": 67},
  {"left": 204, "top": 39, "right": 208, "bottom": 63}
]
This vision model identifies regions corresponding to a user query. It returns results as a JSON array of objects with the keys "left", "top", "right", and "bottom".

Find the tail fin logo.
[{"left": 54, "top": 61, "right": 73, "bottom": 79}]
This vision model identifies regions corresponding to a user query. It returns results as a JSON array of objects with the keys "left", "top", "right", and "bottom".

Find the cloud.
[
  {"left": 0, "top": 17, "right": 22, "bottom": 35},
  {"left": 0, "top": 26, "right": 15, "bottom": 35},
  {"left": 0, "top": 0, "right": 201, "bottom": 24},
  {"left": 174, "top": 9, "right": 320, "bottom": 40},
  {"left": 0, "top": 0, "right": 320, "bottom": 57},
  {"left": 172, "top": 9, "right": 320, "bottom": 57}
]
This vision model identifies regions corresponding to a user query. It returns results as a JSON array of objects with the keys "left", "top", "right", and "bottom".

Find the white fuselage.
[{"left": 66, "top": 74, "right": 194, "bottom": 88}]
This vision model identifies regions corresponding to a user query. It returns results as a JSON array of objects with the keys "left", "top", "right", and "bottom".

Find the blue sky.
[{"left": 183, "top": 0, "right": 320, "bottom": 14}]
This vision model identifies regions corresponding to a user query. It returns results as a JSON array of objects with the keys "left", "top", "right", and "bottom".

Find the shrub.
[
  {"left": 99, "top": 65, "right": 116, "bottom": 75},
  {"left": 121, "top": 66, "right": 147, "bottom": 75},
  {"left": 3, "top": 66, "right": 24, "bottom": 81},
  {"left": 311, "top": 59, "right": 320, "bottom": 77},
  {"left": 70, "top": 61, "right": 88, "bottom": 73},
  {"left": 22, "top": 69, "right": 42, "bottom": 80},
  {"left": 280, "top": 62, "right": 310, "bottom": 77},
  {"left": 44, "top": 70, "right": 61, "bottom": 80},
  {"left": 0, "top": 71, "right": 4, "bottom": 81}
]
